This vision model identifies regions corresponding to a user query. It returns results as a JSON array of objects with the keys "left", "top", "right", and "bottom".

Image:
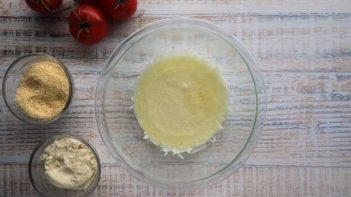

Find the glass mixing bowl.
[{"left": 95, "top": 18, "right": 266, "bottom": 190}]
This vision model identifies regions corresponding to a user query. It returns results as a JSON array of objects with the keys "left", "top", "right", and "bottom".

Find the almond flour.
[{"left": 40, "top": 137, "right": 98, "bottom": 190}]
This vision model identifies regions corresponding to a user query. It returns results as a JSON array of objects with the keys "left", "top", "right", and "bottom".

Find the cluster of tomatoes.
[{"left": 25, "top": 0, "right": 137, "bottom": 44}]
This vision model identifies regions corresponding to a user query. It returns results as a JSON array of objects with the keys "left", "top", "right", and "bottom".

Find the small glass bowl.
[
  {"left": 2, "top": 53, "right": 73, "bottom": 125},
  {"left": 28, "top": 134, "right": 101, "bottom": 197}
]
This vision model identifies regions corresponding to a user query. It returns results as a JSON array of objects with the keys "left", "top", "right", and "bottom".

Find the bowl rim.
[
  {"left": 95, "top": 17, "right": 266, "bottom": 190},
  {"left": 2, "top": 53, "right": 74, "bottom": 125},
  {"left": 28, "top": 134, "right": 101, "bottom": 196}
]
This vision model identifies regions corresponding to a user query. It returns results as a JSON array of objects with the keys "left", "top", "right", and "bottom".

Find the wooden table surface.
[{"left": 1, "top": 0, "right": 351, "bottom": 196}]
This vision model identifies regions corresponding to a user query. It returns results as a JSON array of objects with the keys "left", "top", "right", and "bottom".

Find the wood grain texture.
[
  {"left": 1, "top": 0, "right": 351, "bottom": 16},
  {"left": 0, "top": 164, "right": 350, "bottom": 197},
  {"left": 0, "top": 0, "right": 351, "bottom": 196},
  {"left": 0, "top": 14, "right": 350, "bottom": 165}
]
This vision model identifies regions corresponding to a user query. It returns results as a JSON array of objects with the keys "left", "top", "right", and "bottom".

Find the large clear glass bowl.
[{"left": 95, "top": 18, "right": 266, "bottom": 190}]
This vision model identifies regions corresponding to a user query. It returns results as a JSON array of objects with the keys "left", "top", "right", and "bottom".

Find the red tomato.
[
  {"left": 99, "top": 0, "right": 137, "bottom": 21},
  {"left": 68, "top": 5, "right": 108, "bottom": 44},
  {"left": 25, "top": 0, "right": 63, "bottom": 14}
]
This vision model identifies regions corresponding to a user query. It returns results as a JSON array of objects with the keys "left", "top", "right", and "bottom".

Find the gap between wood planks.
[{"left": 0, "top": 161, "right": 350, "bottom": 168}]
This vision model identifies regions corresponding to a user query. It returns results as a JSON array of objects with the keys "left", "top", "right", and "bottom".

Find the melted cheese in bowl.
[{"left": 134, "top": 56, "right": 228, "bottom": 154}]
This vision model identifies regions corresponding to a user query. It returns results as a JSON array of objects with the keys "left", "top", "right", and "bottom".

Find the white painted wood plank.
[
  {"left": 0, "top": 14, "right": 350, "bottom": 72},
  {"left": 0, "top": 164, "right": 350, "bottom": 197},
  {"left": 0, "top": 0, "right": 351, "bottom": 16}
]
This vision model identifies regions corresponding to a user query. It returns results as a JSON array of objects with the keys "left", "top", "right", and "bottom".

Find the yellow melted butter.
[{"left": 134, "top": 56, "right": 228, "bottom": 151}]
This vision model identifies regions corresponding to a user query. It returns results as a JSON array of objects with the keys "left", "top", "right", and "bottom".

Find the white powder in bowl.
[{"left": 40, "top": 137, "right": 98, "bottom": 190}]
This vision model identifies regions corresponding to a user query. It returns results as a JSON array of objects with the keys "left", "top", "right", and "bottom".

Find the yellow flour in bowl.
[{"left": 15, "top": 61, "right": 70, "bottom": 120}]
